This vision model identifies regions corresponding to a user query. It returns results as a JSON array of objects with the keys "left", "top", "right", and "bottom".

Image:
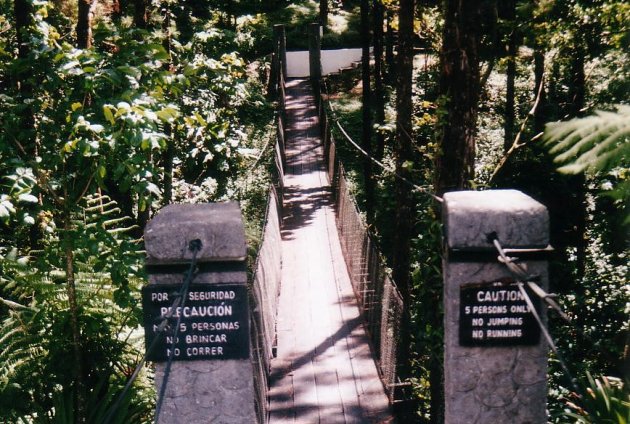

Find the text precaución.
[{"left": 142, "top": 283, "right": 249, "bottom": 361}]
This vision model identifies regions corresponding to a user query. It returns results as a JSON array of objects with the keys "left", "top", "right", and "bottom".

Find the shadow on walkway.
[{"left": 269, "top": 78, "right": 393, "bottom": 424}]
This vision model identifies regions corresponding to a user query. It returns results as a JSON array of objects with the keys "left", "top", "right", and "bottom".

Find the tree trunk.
[
  {"left": 569, "top": 43, "right": 586, "bottom": 118},
  {"left": 480, "top": 0, "right": 498, "bottom": 91},
  {"left": 504, "top": 0, "right": 517, "bottom": 152},
  {"left": 133, "top": 0, "right": 148, "bottom": 28},
  {"left": 435, "top": 0, "right": 482, "bottom": 194},
  {"left": 361, "top": 0, "right": 374, "bottom": 220},
  {"left": 14, "top": 0, "right": 43, "bottom": 251},
  {"left": 110, "top": 0, "right": 123, "bottom": 23},
  {"left": 162, "top": 133, "right": 174, "bottom": 206},
  {"left": 320, "top": 0, "right": 328, "bottom": 32},
  {"left": 385, "top": 7, "right": 395, "bottom": 83},
  {"left": 63, "top": 212, "right": 86, "bottom": 424},
  {"left": 392, "top": 0, "right": 416, "bottom": 417},
  {"left": 533, "top": 47, "right": 546, "bottom": 135},
  {"left": 373, "top": 0, "right": 386, "bottom": 161},
  {"left": 157, "top": 4, "right": 174, "bottom": 209},
  {"left": 393, "top": 0, "right": 413, "bottom": 305},
  {"left": 13, "top": 0, "right": 36, "bottom": 157},
  {"left": 13, "top": 0, "right": 32, "bottom": 60},
  {"left": 567, "top": 39, "right": 587, "bottom": 281},
  {"left": 504, "top": 57, "right": 516, "bottom": 151},
  {"left": 76, "top": 0, "right": 96, "bottom": 49}
]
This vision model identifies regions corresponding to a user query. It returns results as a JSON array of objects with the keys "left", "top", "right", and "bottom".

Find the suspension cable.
[
  {"left": 154, "top": 239, "right": 202, "bottom": 422},
  {"left": 490, "top": 236, "right": 581, "bottom": 395},
  {"left": 322, "top": 78, "right": 443, "bottom": 203},
  {"left": 103, "top": 239, "right": 203, "bottom": 424}
]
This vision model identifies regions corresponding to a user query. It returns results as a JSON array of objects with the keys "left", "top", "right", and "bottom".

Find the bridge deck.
[{"left": 268, "top": 78, "right": 393, "bottom": 423}]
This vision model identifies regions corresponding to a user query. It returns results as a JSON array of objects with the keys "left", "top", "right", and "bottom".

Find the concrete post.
[
  {"left": 143, "top": 202, "right": 257, "bottom": 423},
  {"left": 442, "top": 190, "right": 549, "bottom": 423}
]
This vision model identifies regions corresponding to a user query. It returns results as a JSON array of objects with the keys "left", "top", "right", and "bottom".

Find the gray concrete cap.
[
  {"left": 443, "top": 190, "right": 549, "bottom": 250},
  {"left": 144, "top": 202, "right": 246, "bottom": 264}
]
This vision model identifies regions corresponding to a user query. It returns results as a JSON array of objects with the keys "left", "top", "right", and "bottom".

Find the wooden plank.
[{"left": 269, "top": 78, "right": 393, "bottom": 424}]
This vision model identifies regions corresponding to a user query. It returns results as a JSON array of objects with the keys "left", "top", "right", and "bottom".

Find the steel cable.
[
  {"left": 491, "top": 236, "right": 581, "bottom": 395},
  {"left": 154, "top": 239, "right": 203, "bottom": 422},
  {"left": 322, "top": 78, "right": 443, "bottom": 203},
  {"left": 103, "top": 239, "right": 203, "bottom": 424}
]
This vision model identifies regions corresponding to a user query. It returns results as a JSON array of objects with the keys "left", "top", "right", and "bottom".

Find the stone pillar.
[
  {"left": 143, "top": 202, "right": 257, "bottom": 424},
  {"left": 442, "top": 190, "right": 549, "bottom": 423}
]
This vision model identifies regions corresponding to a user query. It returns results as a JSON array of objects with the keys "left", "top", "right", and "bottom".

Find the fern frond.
[
  {"left": 0, "top": 310, "right": 47, "bottom": 387},
  {"left": 544, "top": 104, "right": 630, "bottom": 175},
  {"left": 0, "top": 297, "right": 28, "bottom": 310}
]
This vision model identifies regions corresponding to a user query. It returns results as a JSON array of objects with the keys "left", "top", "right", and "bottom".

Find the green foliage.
[
  {"left": 544, "top": 105, "right": 630, "bottom": 175},
  {"left": 544, "top": 105, "right": 629, "bottom": 226},
  {"left": 1, "top": 3, "right": 255, "bottom": 221},
  {"left": 560, "top": 374, "right": 630, "bottom": 424},
  {"left": 0, "top": 195, "right": 152, "bottom": 422},
  {"left": 238, "top": 0, "right": 320, "bottom": 55},
  {"left": 239, "top": 0, "right": 362, "bottom": 55},
  {"left": 0, "top": 0, "right": 271, "bottom": 419}
]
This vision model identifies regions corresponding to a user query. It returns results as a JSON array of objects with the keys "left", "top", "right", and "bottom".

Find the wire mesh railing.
[
  {"left": 313, "top": 76, "right": 405, "bottom": 403},
  {"left": 249, "top": 186, "right": 282, "bottom": 423},
  {"left": 332, "top": 155, "right": 404, "bottom": 403},
  {"left": 250, "top": 26, "right": 289, "bottom": 421}
]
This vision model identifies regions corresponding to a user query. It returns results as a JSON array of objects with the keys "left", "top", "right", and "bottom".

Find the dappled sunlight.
[
  {"left": 286, "top": 0, "right": 318, "bottom": 24},
  {"left": 328, "top": 12, "right": 351, "bottom": 35},
  {"left": 269, "top": 78, "right": 392, "bottom": 422}
]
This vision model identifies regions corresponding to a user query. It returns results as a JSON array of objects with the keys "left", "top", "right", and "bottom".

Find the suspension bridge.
[
  {"left": 141, "top": 24, "right": 551, "bottom": 424},
  {"left": 266, "top": 78, "right": 395, "bottom": 423}
]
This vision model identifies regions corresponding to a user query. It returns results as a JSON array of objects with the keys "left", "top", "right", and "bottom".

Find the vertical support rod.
[
  {"left": 308, "top": 23, "right": 322, "bottom": 85},
  {"left": 268, "top": 25, "right": 283, "bottom": 98},
  {"left": 278, "top": 24, "right": 287, "bottom": 80}
]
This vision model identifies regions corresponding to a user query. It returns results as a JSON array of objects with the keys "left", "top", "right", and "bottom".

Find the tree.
[
  {"left": 320, "top": 0, "right": 328, "bottom": 32},
  {"left": 13, "top": 0, "right": 32, "bottom": 64},
  {"left": 361, "top": 0, "right": 374, "bottom": 219},
  {"left": 76, "top": 0, "right": 97, "bottom": 48},
  {"left": 373, "top": 0, "right": 386, "bottom": 161},
  {"left": 392, "top": 0, "right": 414, "bottom": 306},
  {"left": 12, "top": 0, "right": 37, "bottom": 190},
  {"left": 391, "top": 0, "right": 417, "bottom": 419},
  {"left": 134, "top": 0, "right": 149, "bottom": 28},
  {"left": 503, "top": 0, "right": 517, "bottom": 152},
  {"left": 384, "top": 5, "right": 395, "bottom": 83},
  {"left": 435, "top": 0, "right": 483, "bottom": 194}
]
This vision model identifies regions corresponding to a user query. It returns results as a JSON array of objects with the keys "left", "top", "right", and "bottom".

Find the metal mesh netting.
[
  {"left": 380, "top": 277, "right": 404, "bottom": 403},
  {"left": 250, "top": 187, "right": 283, "bottom": 423},
  {"left": 327, "top": 137, "right": 404, "bottom": 404},
  {"left": 252, "top": 48, "right": 287, "bottom": 422}
]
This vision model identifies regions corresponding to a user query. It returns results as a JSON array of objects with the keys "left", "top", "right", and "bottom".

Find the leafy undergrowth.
[
  {"left": 323, "top": 52, "right": 629, "bottom": 422},
  {"left": 239, "top": 0, "right": 361, "bottom": 56}
]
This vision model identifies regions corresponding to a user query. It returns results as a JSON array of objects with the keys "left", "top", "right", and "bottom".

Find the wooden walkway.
[{"left": 268, "top": 79, "right": 393, "bottom": 423}]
